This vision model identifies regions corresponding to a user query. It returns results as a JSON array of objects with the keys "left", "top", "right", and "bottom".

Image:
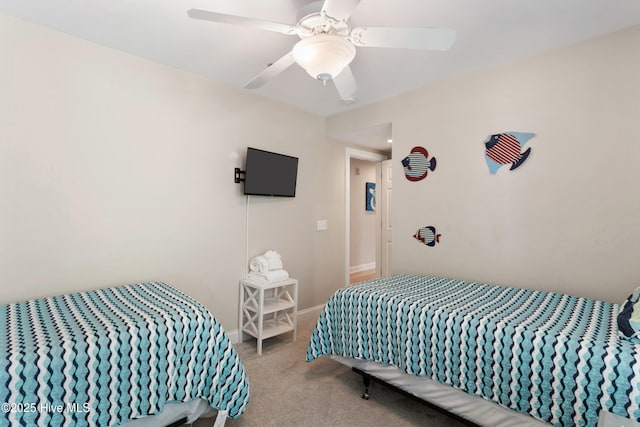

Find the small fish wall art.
[
  {"left": 365, "top": 182, "right": 376, "bottom": 211},
  {"left": 402, "top": 146, "right": 436, "bottom": 182},
  {"left": 413, "top": 226, "right": 441, "bottom": 247},
  {"left": 483, "top": 132, "right": 536, "bottom": 174}
]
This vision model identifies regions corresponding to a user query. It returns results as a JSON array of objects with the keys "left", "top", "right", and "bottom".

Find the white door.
[{"left": 378, "top": 160, "right": 392, "bottom": 277}]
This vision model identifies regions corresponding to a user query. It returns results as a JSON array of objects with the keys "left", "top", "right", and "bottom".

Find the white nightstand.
[{"left": 239, "top": 277, "right": 298, "bottom": 355}]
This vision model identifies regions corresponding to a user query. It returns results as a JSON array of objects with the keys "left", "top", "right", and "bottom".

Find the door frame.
[
  {"left": 378, "top": 159, "right": 393, "bottom": 277},
  {"left": 344, "top": 147, "right": 388, "bottom": 286}
]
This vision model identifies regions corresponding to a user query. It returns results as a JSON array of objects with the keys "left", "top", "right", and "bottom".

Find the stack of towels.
[{"left": 248, "top": 250, "right": 289, "bottom": 283}]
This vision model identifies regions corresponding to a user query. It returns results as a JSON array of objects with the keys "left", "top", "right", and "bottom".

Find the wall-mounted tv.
[{"left": 244, "top": 147, "right": 298, "bottom": 197}]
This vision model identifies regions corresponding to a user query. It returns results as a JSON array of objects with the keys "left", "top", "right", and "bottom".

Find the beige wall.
[
  {"left": 2, "top": 11, "right": 639, "bottom": 335},
  {"left": 328, "top": 25, "right": 640, "bottom": 303},
  {"left": 0, "top": 14, "right": 346, "bottom": 331},
  {"left": 349, "top": 158, "right": 377, "bottom": 269}
]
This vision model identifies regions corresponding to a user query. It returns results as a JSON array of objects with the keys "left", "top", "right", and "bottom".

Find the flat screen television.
[{"left": 243, "top": 147, "right": 298, "bottom": 197}]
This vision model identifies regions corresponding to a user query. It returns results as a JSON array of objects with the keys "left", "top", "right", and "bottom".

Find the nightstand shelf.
[{"left": 239, "top": 277, "right": 298, "bottom": 355}]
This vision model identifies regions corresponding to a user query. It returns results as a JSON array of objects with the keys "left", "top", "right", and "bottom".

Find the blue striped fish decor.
[
  {"left": 413, "top": 225, "right": 441, "bottom": 247},
  {"left": 401, "top": 146, "right": 436, "bottom": 181},
  {"left": 483, "top": 132, "right": 535, "bottom": 174}
]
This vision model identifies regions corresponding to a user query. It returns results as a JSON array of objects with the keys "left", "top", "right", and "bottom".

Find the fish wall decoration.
[
  {"left": 365, "top": 182, "right": 376, "bottom": 211},
  {"left": 402, "top": 146, "right": 436, "bottom": 182},
  {"left": 483, "top": 132, "right": 536, "bottom": 174},
  {"left": 413, "top": 226, "right": 441, "bottom": 247}
]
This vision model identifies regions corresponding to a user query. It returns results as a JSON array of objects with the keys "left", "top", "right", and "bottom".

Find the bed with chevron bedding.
[
  {"left": 306, "top": 274, "right": 640, "bottom": 427},
  {"left": 0, "top": 282, "right": 249, "bottom": 427}
]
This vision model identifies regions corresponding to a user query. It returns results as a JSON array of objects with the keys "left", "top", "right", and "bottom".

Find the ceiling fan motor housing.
[{"left": 296, "top": 0, "right": 351, "bottom": 37}]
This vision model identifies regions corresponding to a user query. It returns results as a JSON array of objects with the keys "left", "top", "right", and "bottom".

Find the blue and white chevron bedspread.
[
  {"left": 0, "top": 282, "right": 249, "bottom": 426},
  {"left": 306, "top": 274, "right": 640, "bottom": 426}
]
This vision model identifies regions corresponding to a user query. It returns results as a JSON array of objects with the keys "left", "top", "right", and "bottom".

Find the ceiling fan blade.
[
  {"left": 350, "top": 27, "right": 456, "bottom": 51},
  {"left": 187, "top": 9, "right": 300, "bottom": 35},
  {"left": 333, "top": 65, "right": 357, "bottom": 103},
  {"left": 244, "top": 51, "right": 296, "bottom": 89},
  {"left": 321, "top": 0, "right": 362, "bottom": 23}
]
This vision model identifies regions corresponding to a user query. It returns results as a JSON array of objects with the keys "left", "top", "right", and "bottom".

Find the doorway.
[
  {"left": 349, "top": 157, "right": 378, "bottom": 283},
  {"left": 344, "top": 147, "right": 389, "bottom": 286}
]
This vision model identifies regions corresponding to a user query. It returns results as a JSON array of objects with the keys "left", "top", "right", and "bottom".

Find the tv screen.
[{"left": 244, "top": 147, "right": 298, "bottom": 197}]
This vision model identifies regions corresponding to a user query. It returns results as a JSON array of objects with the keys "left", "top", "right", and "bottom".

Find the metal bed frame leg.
[
  {"left": 362, "top": 375, "right": 371, "bottom": 400},
  {"left": 353, "top": 367, "right": 371, "bottom": 400}
]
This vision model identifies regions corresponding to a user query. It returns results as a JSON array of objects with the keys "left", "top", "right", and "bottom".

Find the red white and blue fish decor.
[
  {"left": 484, "top": 132, "right": 536, "bottom": 174},
  {"left": 413, "top": 226, "right": 441, "bottom": 247},
  {"left": 402, "top": 146, "right": 436, "bottom": 182}
]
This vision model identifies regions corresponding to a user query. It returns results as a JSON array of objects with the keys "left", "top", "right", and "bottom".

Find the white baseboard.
[
  {"left": 228, "top": 329, "right": 242, "bottom": 345},
  {"left": 228, "top": 303, "right": 325, "bottom": 344},
  {"left": 349, "top": 262, "right": 376, "bottom": 274},
  {"left": 297, "top": 303, "right": 325, "bottom": 319}
]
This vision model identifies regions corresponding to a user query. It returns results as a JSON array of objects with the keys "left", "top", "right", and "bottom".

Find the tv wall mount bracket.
[{"left": 234, "top": 168, "right": 246, "bottom": 183}]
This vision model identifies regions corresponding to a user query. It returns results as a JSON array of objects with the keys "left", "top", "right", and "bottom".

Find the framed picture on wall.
[{"left": 366, "top": 182, "right": 376, "bottom": 211}]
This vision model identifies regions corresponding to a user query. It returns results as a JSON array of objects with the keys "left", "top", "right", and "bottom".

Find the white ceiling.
[{"left": 2, "top": 0, "right": 639, "bottom": 149}]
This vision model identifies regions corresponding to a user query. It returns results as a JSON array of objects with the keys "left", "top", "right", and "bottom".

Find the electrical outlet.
[{"left": 316, "top": 220, "right": 328, "bottom": 231}]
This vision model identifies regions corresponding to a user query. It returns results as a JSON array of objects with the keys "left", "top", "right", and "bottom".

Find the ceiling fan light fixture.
[{"left": 292, "top": 34, "right": 355, "bottom": 81}]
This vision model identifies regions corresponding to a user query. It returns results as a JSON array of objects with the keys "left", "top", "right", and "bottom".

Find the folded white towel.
[
  {"left": 248, "top": 270, "right": 289, "bottom": 283},
  {"left": 267, "top": 258, "right": 283, "bottom": 271},
  {"left": 264, "top": 250, "right": 281, "bottom": 260},
  {"left": 249, "top": 256, "right": 269, "bottom": 273},
  {"left": 263, "top": 250, "right": 283, "bottom": 271}
]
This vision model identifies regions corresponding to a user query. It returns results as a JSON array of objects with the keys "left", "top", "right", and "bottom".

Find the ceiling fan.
[{"left": 187, "top": 0, "right": 456, "bottom": 104}]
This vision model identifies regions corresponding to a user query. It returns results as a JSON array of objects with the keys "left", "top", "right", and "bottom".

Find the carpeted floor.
[{"left": 193, "top": 312, "right": 470, "bottom": 427}]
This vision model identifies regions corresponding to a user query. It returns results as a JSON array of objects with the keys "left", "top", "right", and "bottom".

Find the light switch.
[{"left": 316, "top": 219, "right": 328, "bottom": 231}]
